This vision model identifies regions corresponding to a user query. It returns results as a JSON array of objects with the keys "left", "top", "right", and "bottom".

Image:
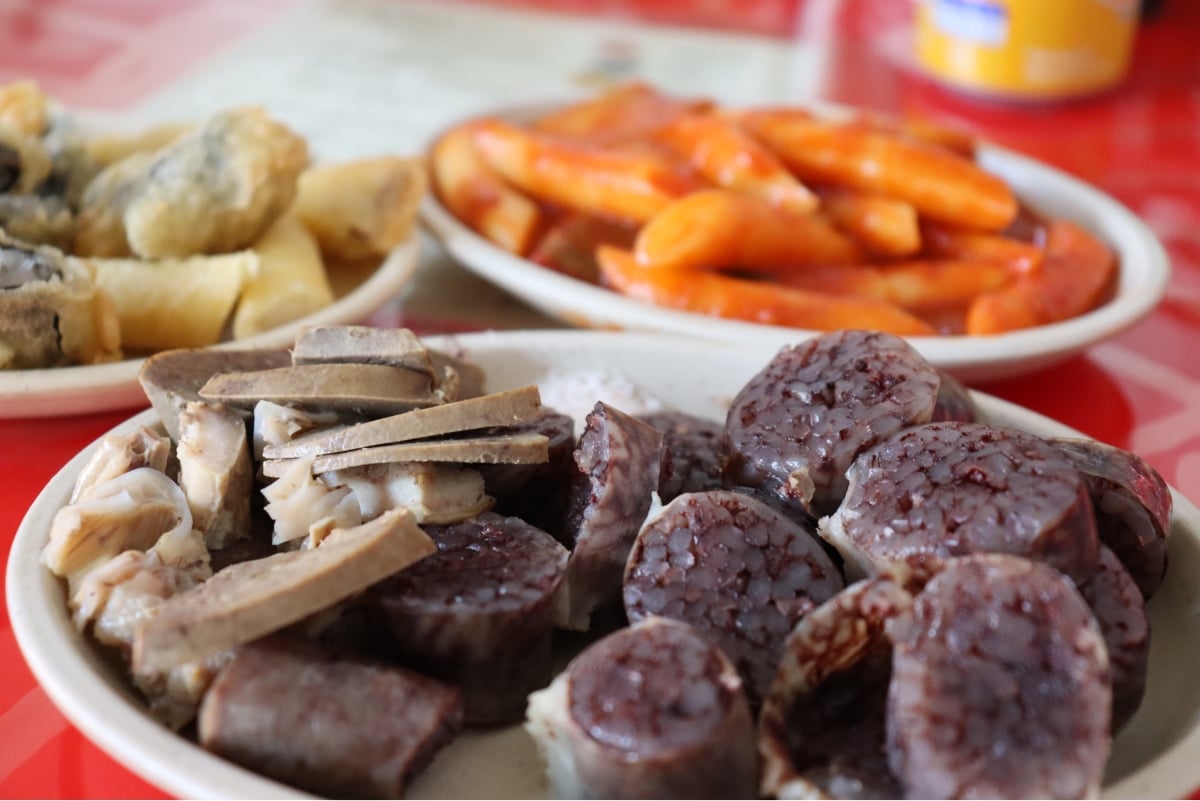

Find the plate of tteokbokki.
[
  {"left": 0, "top": 80, "right": 426, "bottom": 418},
  {"left": 421, "top": 81, "right": 1169, "bottom": 381}
]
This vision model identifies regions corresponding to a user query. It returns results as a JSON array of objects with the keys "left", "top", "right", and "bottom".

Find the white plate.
[
  {"left": 0, "top": 238, "right": 421, "bottom": 419},
  {"left": 420, "top": 101, "right": 1170, "bottom": 383},
  {"left": 8, "top": 331, "right": 1199, "bottom": 799}
]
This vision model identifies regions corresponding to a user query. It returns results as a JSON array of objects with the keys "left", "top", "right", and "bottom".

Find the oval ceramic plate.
[
  {"left": 8, "top": 331, "right": 1199, "bottom": 799},
  {"left": 0, "top": 238, "right": 420, "bottom": 419},
  {"left": 420, "top": 101, "right": 1170, "bottom": 383}
]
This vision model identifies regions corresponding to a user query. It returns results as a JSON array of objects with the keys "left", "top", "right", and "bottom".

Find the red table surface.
[{"left": 2, "top": 0, "right": 1199, "bottom": 797}]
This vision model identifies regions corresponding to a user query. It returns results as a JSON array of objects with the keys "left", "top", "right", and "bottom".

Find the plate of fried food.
[
  {"left": 0, "top": 80, "right": 426, "bottom": 418},
  {"left": 420, "top": 82, "right": 1169, "bottom": 381},
  {"left": 6, "top": 324, "right": 1200, "bottom": 799}
]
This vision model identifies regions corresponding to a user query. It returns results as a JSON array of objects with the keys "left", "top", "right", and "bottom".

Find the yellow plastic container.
[{"left": 915, "top": 0, "right": 1139, "bottom": 101}]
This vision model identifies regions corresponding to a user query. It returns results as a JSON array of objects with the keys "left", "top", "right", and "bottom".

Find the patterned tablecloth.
[{"left": 1, "top": 0, "right": 1197, "bottom": 796}]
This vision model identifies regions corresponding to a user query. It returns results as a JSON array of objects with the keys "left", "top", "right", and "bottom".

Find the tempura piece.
[
  {"left": 75, "top": 106, "right": 308, "bottom": 258},
  {"left": 85, "top": 121, "right": 194, "bottom": 169},
  {"left": 231, "top": 212, "right": 332, "bottom": 339},
  {"left": 86, "top": 250, "right": 257, "bottom": 351},
  {"left": 0, "top": 194, "right": 75, "bottom": 251},
  {"left": 39, "top": 111, "right": 101, "bottom": 208},
  {"left": 0, "top": 233, "right": 121, "bottom": 369},
  {"left": 0, "top": 122, "right": 51, "bottom": 194},
  {"left": 293, "top": 156, "right": 426, "bottom": 262},
  {"left": 0, "top": 80, "right": 52, "bottom": 137}
]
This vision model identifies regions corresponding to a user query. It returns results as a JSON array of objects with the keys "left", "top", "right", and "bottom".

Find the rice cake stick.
[
  {"left": 132, "top": 507, "right": 435, "bottom": 674},
  {"left": 261, "top": 431, "right": 549, "bottom": 478},
  {"left": 263, "top": 385, "right": 542, "bottom": 459}
]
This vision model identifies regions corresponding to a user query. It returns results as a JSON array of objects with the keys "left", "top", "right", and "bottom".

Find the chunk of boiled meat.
[
  {"left": 368, "top": 513, "right": 568, "bottom": 724},
  {"left": 525, "top": 617, "right": 757, "bottom": 800},
  {"left": 198, "top": 634, "right": 462, "bottom": 799},
  {"left": 623, "top": 489, "right": 844, "bottom": 704},
  {"left": 724, "top": 329, "right": 939, "bottom": 519},
  {"left": 887, "top": 554, "right": 1111, "bottom": 799},
  {"left": 820, "top": 422, "right": 1100, "bottom": 587}
]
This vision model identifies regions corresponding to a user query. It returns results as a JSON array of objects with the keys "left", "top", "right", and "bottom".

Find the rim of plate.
[
  {"left": 419, "top": 98, "right": 1169, "bottom": 381},
  {"left": 0, "top": 237, "right": 421, "bottom": 420},
  {"left": 7, "top": 330, "right": 1200, "bottom": 800}
]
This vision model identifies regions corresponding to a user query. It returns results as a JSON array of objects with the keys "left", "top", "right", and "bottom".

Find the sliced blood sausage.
[
  {"left": 930, "top": 370, "right": 978, "bottom": 423},
  {"left": 887, "top": 554, "right": 1111, "bottom": 800},
  {"left": 478, "top": 408, "right": 577, "bottom": 542},
  {"left": 723, "top": 329, "right": 939, "bottom": 518},
  {"left": 623, "top": 489, "right": 844, "bottom": 704},
  {"left": 1051, "top": 436, "right": 1173, "bottom": 600},
  {"left": 198, "top": 634, "right": 462, "bottom": 799},
  {"left": 1078, "top": 545, "right": 1150, "bottom": 732},
  {"left": 525, "top": 617, "right": 757, "bottom": 800},
  {"left": 559, "top": 402, "right": 662, "bottom": 630},
  {"left": 369, "top": 512, "right": 568, "bottom": 724},
  {"left": 821, "top": 422, "right": 1100, "bottom": 587},
  {"left": 637, "top": 410, "right": 726, "bottom": 502},
  {"left": 759, "top": 578, "right": 913, "bottom": 800}
]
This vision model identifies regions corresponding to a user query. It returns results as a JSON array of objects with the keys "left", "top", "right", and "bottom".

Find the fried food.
[
  {"left": 85, "top": 121, "right": 194, "bottom": 169},
  {"left": 0, "top": 233, "right": 121, "bottom": 368},
  {"left": 76, "top": 106, "right": 308, "bottom": 259},
  {"left": 0, "top": 122, "right": 51, "bottom": 194},
  {"left": 0, "top": 81, "right": 433, "bottom": 370},
  {"left": 0, "top": 80, "right": 51, "bottom": 137},
  {"left": 231, "top": 212, "right": 333, "bottom": 340},
  {"left": 39, "top": 112, "right": 100, "bottom": 207},
  {"left": 0, "top": 194, "right": 75, "bottom": 251},
  {"left": 293, "top": 156, "right": 426, "bottom": 263},
  {"left": 86, "top": 250, "right": 257, "bottom": 352}
]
